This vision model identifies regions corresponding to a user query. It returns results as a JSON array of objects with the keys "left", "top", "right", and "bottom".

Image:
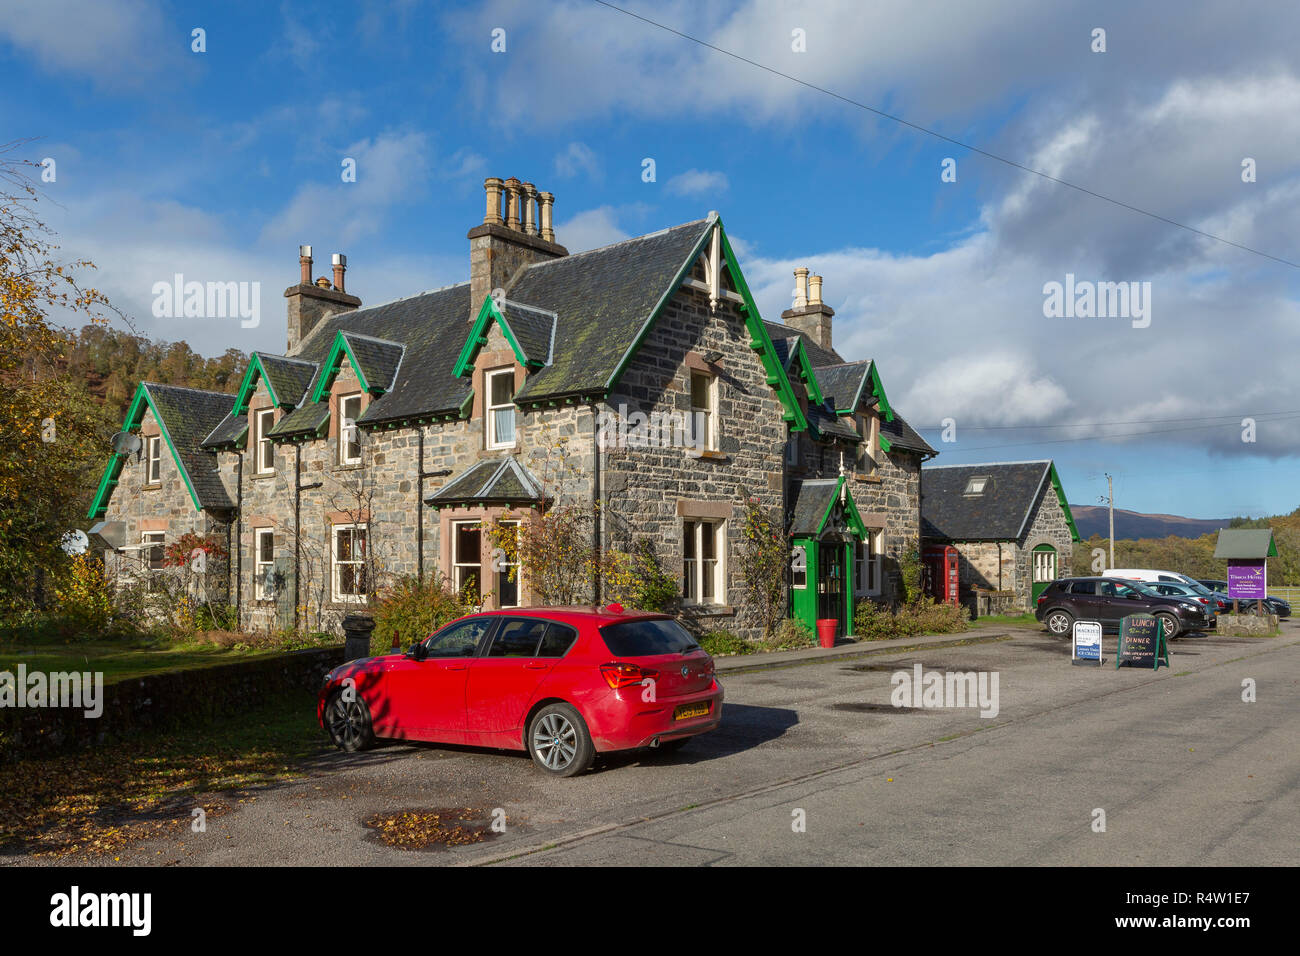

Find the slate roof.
[
  {"left": 500, "top": 301, "right": 556, "bottom": 366},
  {"left": 883, "top": 413, "right": 936, "bottom": 456},
  {"left": 425, "top": 457, "right": 545, "bottom": 506},
  {"left": 922, "top": 460, "right": 1059, "bottom": 542},
  {"left": 506, "top": 220, "right": 713, "bottom": 401},
  {"left": 814, "top": 361, "right": 872, "bottom": 412},
  {"left": 143, "top": 384, "right": 235, "bottom": 510},
  {"left": 788, "top": 479, "right": 840, "bottom": 536},
  {"left": 300, "top": 284, "right": 475, "bottom": 423},
  {"left": 257, "top": 353, "right": 317, "bottom": 408},
  {"left": 764, "top": 321, "right": 844, "bottom": 368},
  {"left": 341, "top": 332, "right": 404, "bottom": 393},
  {"left": 807, "top": 403, "right": 861, "bottom": 441},
  {"left": 269, "top": 402, "right": 330, "bottom": 439}
]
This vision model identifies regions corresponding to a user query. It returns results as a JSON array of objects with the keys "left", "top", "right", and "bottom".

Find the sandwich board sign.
[
  {"left": 1071, "top": 620, "right": 1103, "bottom": 666},
  {"left": 1115, "top": 613, "right": 1169, "bottom": 670}
]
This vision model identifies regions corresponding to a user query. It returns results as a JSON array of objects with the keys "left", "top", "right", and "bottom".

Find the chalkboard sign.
[{"left": 1115, "top": 614, "right": 1169, "bottom": 670}]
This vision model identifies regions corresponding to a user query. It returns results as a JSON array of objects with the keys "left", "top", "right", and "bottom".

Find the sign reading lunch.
[
  {"left": 1115, "top": 614, "right": 1169, "bottom": 670},
  {"left": 1071, "top": 620, "right": 1103, "bottom": 666}
]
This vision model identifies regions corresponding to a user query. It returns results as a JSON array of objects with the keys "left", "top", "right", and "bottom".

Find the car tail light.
[
  {"left": 1036, "top": 594, "right": 1047, "bottom": 605},
  {"left": 600, "top": 662, "right": 659, "bottom": 689}
]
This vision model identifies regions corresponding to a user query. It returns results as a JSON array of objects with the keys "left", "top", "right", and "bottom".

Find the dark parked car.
[
  {"left": 1197, "top": 580, "right": 1291, "bottom": 617},
  {"left": 1035, "top": 576, "right": 1211, "bottom": 639}
]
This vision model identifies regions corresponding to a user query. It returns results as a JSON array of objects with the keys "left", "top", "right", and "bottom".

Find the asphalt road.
[{"left": 34, "top": 623, "right": 1300, "bottom": 866}]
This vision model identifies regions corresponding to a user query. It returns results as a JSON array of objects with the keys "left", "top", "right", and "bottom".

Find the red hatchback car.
[{"left": 318, "top": 605, "right": 723, "bottom": 776}]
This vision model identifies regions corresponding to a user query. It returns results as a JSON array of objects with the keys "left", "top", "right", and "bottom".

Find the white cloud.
[
  {"left": 0, "top": 0, "right": 187, "bottom": 88},
  {"left": 554, "top": 142, "right": 601, "bottom": 180},
  {"left": 553, "top": 206, "right": 630, "bottom": 252},
  {"left": 665, "top": 168, "right": 728, "bottom": 197}
]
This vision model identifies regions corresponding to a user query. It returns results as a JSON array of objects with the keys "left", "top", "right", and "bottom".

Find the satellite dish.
[
  {"left": 111, "top": 431, "right": 142, "bottom": 456},
  {"left": 61, "top": 529, "right": 89, "bottom": 555}
]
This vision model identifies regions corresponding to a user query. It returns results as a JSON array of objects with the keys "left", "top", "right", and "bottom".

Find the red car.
[{"left": 318, "top": 605, "right": 723, "bottom": 776}]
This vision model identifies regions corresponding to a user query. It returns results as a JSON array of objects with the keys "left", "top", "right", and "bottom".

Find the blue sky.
[{"left": 3, "top": 0, "right": 1300, "bottom": 520}]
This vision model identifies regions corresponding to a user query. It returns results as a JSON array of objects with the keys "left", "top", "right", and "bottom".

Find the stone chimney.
[
  {"left": 468, "top": 176, "right": 567, "bottom": 321},
  {"left": 781, "top": 267, "right": 835, "bottom": 352},
  {"left": 285, "top": 244, "right": 361, "bottom": 354}
]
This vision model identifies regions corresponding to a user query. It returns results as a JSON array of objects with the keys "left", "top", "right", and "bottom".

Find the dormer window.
[
  {"left": 689, "top": 371, "right": 716, "bottom": 451},
  {"left": 964, "top": 476, "right": 991, "bottom": 496},
  {"left": 144, "top": 435, "right": 161, "bottom": 485},
  {"left": 339, "top": 394, "right": 363, "bottom": 465},
  {"left": 255, "top": 409, "right": 276, "bottom": 475},
  {"left": 486, "top": 369, "right": 516, "bottom": 449}
]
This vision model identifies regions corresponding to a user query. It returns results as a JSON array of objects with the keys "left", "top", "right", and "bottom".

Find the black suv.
[{"left": 1035, "top": 576, "right": 1210, "bottom": 639}]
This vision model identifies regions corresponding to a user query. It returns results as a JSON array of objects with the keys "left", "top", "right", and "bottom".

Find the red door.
[
  {"left": 465, "top": 617, "right": 571, "bottom": 743},
  {"left": 380, "top": 616, "right": 494, "bottom": 740}
]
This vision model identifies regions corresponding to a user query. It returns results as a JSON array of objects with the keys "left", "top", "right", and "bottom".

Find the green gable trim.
[
  {"left": 452, "top": 296, "right": 536, "bottom": 379},
  {"left": 817, "top": 476, "right": 868, "bottom": 539},
  {"left": 868, "top": 361, "right": 893, "bottom": 422},
  {"left": 1048, "top": 462, "right": 1081, "bottom": 542},
  {"left": 718, "top": 225, "right": 809, "bottom": 432},
  {"left": 87, "top": 382, "right": 203, "bottom": 519},
  {"left": 787, "top": 336, "right": 825, "bottom": 407},
  {"left": 232, "top": 353, "right": 280, "bottom": 415},
  {"left": 311, "top": 331, "right": 375, "bottom": 403}
]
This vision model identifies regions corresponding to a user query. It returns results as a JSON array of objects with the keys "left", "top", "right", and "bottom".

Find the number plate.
[{"left": 674, "top": 702, "right": 710, "bottom": 721}]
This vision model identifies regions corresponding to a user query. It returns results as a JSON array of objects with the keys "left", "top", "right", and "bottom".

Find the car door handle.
[
  {"left": 524, "top": 662, "right": 548, "bottom": 670},
  {"left": 445, "top": 663, "right": 469, "bottom": 671}
]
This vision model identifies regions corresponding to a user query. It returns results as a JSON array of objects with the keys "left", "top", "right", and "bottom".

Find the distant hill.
[{"left": 1069, "top": 505, "right": 1230, "bottom": 541}]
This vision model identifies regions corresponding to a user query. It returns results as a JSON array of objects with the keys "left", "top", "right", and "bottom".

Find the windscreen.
[{"left": 600, "top": 618, "right": 700, "bottom": 657}]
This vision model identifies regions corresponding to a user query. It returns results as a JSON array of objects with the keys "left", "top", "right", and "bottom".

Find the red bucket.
[{"left": 816, "top": 618, "right": 838, "bottom": 649}]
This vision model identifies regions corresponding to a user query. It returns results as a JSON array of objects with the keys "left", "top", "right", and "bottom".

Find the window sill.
[
  {"left": 479, "top": 444, "right": 521, "bottom": 458},
  {"left": 336, "top": 462, "right": 363, "bottom": 471},
  {"left": 687, "top": 449, "right": 728, "bottom": 461},
  {"left": 143, "top": 483, "right": 161, "bottom": 490},
  {"left": 853, "top": 474, "right": 882, "bottom": 483},
  {"left": 250, "top": 471, "right": 277, "bottom": 480}
]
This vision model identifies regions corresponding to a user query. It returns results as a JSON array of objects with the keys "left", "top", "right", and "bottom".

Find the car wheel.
[
  {"left": 1045, "top": 610, "right": 1073, "bottom": 636},
  {"left": 324, "top": 690, "right": 376, "bottom": 752},
  {"left": 1155, "top": 612, "right": 1180, "bottom": 641},
  {"left": 528, "top": 703, "right": 594, "bottom": 777}
]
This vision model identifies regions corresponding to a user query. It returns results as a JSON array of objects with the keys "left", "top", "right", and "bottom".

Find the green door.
[{"left": 1031, "top": 544, "right": 1057, "bottom": 604}]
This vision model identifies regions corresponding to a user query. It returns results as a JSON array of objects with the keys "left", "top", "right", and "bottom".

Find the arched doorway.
[{"left": 1031, "top": 543, "right": 1057, "bottom": 604}]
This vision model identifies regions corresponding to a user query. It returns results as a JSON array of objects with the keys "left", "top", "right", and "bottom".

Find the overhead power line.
[{"left": 592, "top": 0, "right": 1300, "bottom": 270}]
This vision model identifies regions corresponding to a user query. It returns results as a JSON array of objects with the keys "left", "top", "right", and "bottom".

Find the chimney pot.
[
  {"left": 808, "top": 274, "right": 822, "bottom": 306},
  {"left": 539, "top": 192, "right": 555, "bottom": 243},
  {"left": 522, "top": 182, "right": 538, "bottom": 237},
  {"left": 331, "top": 253, "right": 347, "bottom": 293},
  {"left": 299, "top": 245, "right": 313, "bottom": 286},
  {"left": 504, "top": 177, "right": 522, "bottom": 231},
  {"left": 793, "top": 267, "right": 809, "bottom": 309},
  {"left": 315, "top": 277, "right": 331, "bottom": 288},
  {"left": 483, "top": 177, "right": 504, "bottom": 226}
]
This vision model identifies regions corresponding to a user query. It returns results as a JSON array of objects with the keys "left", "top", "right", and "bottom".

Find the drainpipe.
[
  {"left": 589, "top": 401, "right": 602, "bottom": 604},
  {"left": 234, "top": 452, "right": 243, "bottom": 628},
  {"left": 292, "top": 446, "right": 323, "bottom": 631}
]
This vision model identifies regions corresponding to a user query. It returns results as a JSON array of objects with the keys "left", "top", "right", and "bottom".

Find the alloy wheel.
[{"left": 532, "top": 712, "right": 578, "bottom": 771}]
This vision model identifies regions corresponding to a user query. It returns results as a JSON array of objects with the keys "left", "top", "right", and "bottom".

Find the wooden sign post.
[{"left": 1115, "top": 613, "right": 1170, "bottom": 670}]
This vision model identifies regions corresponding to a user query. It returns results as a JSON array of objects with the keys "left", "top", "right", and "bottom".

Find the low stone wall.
[
  {"left": 0, "top": 645, "right": 345, "bottom": 762},
  {"left": 1215, "top": 613, "right": 1279, "bottom": 636},
  {"left": 970, "top": 589, "right": 1019, "bottom": 618}
]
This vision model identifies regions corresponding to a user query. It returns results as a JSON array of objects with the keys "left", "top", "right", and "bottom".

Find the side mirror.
[
  {"left": 409, "top": 643, "right": 428, "bottom": 661},
  {"left": 1127, "top": 593, "right": 1141, "bottom": 600}
]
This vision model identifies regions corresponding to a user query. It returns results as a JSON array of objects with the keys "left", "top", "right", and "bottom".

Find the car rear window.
[{"left": 600, "top": 618, "right": 700, "bottom": 657}]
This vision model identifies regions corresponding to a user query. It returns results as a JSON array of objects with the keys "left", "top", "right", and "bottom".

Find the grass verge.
[{"left": 0, "top": 694, "right": 324, "bottom": 858}]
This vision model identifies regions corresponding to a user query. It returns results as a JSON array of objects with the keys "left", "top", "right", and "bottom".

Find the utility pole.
[
  {"left": 1097, "top": 474, "right": 1115, "bottom": 571},
  {"left": 1106, "top": 473, "right": 1115, "bottom": 570}
]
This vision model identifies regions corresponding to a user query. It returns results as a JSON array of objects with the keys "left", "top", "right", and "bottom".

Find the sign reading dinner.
[{"left": 1116, "top": 614, "right": 1168, "bottom": 670}]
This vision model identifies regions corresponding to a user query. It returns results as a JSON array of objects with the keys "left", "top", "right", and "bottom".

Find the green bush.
[
  {"left": 371, "top": 574, "right": 469, "bottom": 657},
  {"left": 764, "top": 618, "right": 817, "bottom": 651},
  {"left": 854, "top": 597, "right": 967, "bottom": 641},
  {"left": 699, "top": 629, "right": 754, "bottom": 657}
]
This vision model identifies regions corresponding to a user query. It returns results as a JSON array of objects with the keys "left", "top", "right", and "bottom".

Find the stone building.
[
  {"left": 89, "top": 177, "right": 933, "bottom": 639},
  {"left": 920, "top": 460, "right": 1080, "bottom": 614}
]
